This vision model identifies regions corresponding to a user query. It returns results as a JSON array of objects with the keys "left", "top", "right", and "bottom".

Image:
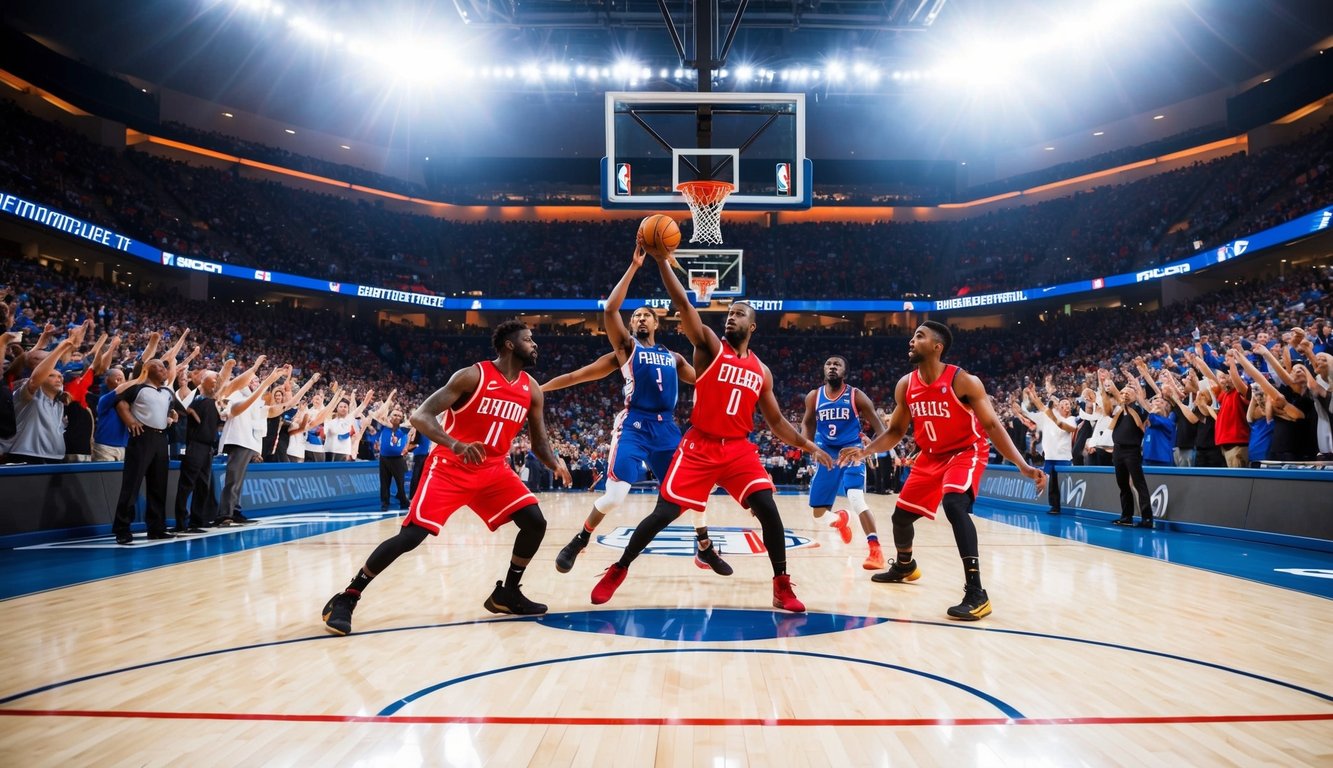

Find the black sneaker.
[
  {"left": 555, "top": 533, "right": 587, "bottom": 574},
  {"left": 1112, "top": 517, "right": 1135, "bottom": 527},
  {"left": 1136, "top": 519, "right": 1154, "bottom": 529},
  {"left": 322, "top": 591, "right": 360, "bottom": 635},
  {"left": 693, "top": 541, "right": 734, "bottom": 576},
  {"left": 483, "top": 581, "right": 548, "bottom": 615},
  {"left": 947, "top": 587, "right": 992, "bottom": 621},
  {"left": 871, "top": 559, "right": 922, "bottom": 583}
]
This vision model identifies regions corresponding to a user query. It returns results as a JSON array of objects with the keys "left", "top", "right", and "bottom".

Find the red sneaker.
[
  {"left": 772, "top": 574, "right": 806, "bottom": 613},
  {"left": 862, "top": 540, "right": 886, "bottom": 570},
  {"left": 831, "top": 509, "right": 852, "bottom": 544},
  {"left": 591, "top": 563, "right": 628, "bottom": 605}
]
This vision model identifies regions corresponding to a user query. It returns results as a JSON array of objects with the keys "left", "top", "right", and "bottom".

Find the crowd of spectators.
[
  {"left": 3, "top": 98, "right": 1332, "bottom": 303},
  {"left": 5, "top": 250, "right": 1328, "bottom": 510}
]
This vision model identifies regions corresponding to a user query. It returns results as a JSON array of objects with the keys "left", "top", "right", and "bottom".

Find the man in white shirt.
[
  {"left": 323, "top": 390, "right": 373, "bottom": 461},
  {"left": 323, "top": 401, "right": 355, "bottom": 462},
  {"left": 1023, "top": 383, "right": 1077, "bottom": 515},
  {"left": 216, "top": 359, "right": 285, "bottom": 525}
]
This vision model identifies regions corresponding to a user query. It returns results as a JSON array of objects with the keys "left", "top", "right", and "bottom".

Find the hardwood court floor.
[{"left": 1, "top": 491, "right": 1330, "bottom": 766}]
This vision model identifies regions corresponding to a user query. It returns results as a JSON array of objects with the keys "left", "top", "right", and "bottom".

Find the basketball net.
[
  {"left": 688, "top": 270, "right": 719, "bottom": 303},
  {"left": 677, "top": 180, "right": 734, "bottom": 246}
]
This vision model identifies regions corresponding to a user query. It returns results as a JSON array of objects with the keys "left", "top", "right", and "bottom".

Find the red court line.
[{"left": 2, "top": 709, "right": 1331, "bottom": 727}]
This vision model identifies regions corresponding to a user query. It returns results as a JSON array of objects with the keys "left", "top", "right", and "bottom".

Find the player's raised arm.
[
  {"left": 526, "top": 386, "right": 572, "bottom": 486},
  {"left": 541, "top": 351, "right": 620, "bottom": 393},
  {"left": 604, "top": 243, "right": 645, "bottom": 362},
  {"left": 652, "top": 251, "right": 720, "bottom": 358},
  {"left": 756, "top": 366, "right": 833, "bottom": 468},
  {"left": 410, "top": 366, "right": 485, "bottom": 464},
  {"left": 954, "top": 371, "right": 1046, "bottom": 492},
  {"left": 840, "top": 375, "right": 911, "bottom": 465}
]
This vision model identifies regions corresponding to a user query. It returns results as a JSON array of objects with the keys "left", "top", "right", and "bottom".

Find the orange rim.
[{"left": 676, "top": 180, "right": 734, "bottom": 201}]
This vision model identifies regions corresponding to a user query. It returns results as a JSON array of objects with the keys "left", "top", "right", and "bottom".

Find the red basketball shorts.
[
  {"left": 405, "top": 450, "right": 537, "bottom": 534},
  {"left": 896, "top": 442, "right": 989, "bottom": 519},
  {"left": 660, "top": 428, "right": 775, "bottom": 512}
]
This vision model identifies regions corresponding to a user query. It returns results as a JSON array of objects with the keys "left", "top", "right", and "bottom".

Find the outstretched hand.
[
  {"left": 837, "top": 445, "right": 867, "bottom": 467},
  {"left": 1022, "top": 464, "right": 1047, "bottom": 494},
  {"left": 553, "top": 457, "right": 572, "bottom": 487}
]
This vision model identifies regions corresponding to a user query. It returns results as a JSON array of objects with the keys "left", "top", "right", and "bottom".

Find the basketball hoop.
[
  {"left": 677, "top": 180, "right": 734, "bottom": 245},
  {"left": 688, "top": 271, "right": 719, "bottom": 303}
]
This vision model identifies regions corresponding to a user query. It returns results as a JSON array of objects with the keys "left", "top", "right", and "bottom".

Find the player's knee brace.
[
  {"left": 746, "top": 490, "right": 779, "bottom": 524},
  {"left": 593, "top": 480, "right": 631, "bottom": 514},
  {"left": 890, "top": 508, "right": 917, "bottom": 548},
  {"left": 941, "top": 492, "right": 974, "bottom": 523},
  {"left": 510, "top": 504, "right": 547, "bottom": 559},
  {"left": 846, "top": 488, "right": 868, "bottom": 513}
]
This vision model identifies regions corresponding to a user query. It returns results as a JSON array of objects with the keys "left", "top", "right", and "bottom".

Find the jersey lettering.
[
  {"left": 441, "top": 361, "right": 533, "bottom": 461},
  {"left": 717, "top": 363, "right": 764, "bottom": 393},
  {"left": 622, "top": 341, "right": 678, "bottom": 414},
  {"left": 692, "top": 344, "right": 765, "bottom": 438},
  {"left": 816, "top": 385, "right": 861, "bottom": 447},
  {"left": 905, "top": 365, "right": 984, "bottom": 454}
]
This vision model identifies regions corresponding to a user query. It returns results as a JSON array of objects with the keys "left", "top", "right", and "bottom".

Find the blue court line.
[
  {"left": 0, "top": 615, "right": 532, "bottom": 706},
  {"left": 375, "top": 647, "right": 1023, "bottom": 718},
  {"left": 4, "top": 610, "right": 1329, "bottom": 712}
]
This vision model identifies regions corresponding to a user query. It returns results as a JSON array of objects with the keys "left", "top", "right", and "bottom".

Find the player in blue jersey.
[
  {"left": 542, "top": 241, "right": 734, "bottom": 575},
  {"left": 800, "top": 355, "right": 888, "bottom": 569}
]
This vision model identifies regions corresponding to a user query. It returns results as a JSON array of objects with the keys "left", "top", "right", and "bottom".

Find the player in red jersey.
[
  {"left": 591, "top": 245, "right": 834, "bottom": 612},
  {"left": 839, "top": 321, "right": 1045, "bottom": 621},
  {"left": 321, "top": 320, "right": 571, "bottom": 635}
]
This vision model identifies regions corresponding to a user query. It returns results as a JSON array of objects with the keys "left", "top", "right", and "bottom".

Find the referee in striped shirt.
[{"left": 112, "top": 359, "right": 186, "bottom": 545}]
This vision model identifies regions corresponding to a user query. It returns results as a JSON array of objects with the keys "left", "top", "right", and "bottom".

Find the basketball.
[{"left": 638, "top": 214, "right": 681, "bottom": 258}]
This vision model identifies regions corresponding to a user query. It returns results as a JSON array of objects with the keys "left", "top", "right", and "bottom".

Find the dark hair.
[
  {"left": 826, "top": 355, "right": 849, "bottom": 368},
  {"left": 922, "top": 320, "right": 952, "bottom": 358},
  {"left": 492, "top": 319, "right": 528, "bottom": 352}
]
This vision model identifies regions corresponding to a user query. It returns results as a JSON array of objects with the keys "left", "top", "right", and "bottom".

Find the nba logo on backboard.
[
  {"left": 616, "top": 163, "right": 632, "bottom": 195},
  {"left": 775, "top": 162, "right": 792, "bottom": 196}
]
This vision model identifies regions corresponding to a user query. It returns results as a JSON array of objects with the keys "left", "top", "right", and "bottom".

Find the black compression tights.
[
  {"left": 365, "top": 523, "right": 429, "bottom": 575},
  {"left": 941, "top": 492, "right": 979, "bottom": 559},
  {"left": 745, "top": 490, "right": 789, "bottom": 576},
  {"left": 617, "top": 491, "right": 790, "bottom": 576},
  {"left": 363, "top": 504, "right": 547, "bottom": 576},
  {"left": 508, "top": 504, "right": 547, "bottom": 561}
]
